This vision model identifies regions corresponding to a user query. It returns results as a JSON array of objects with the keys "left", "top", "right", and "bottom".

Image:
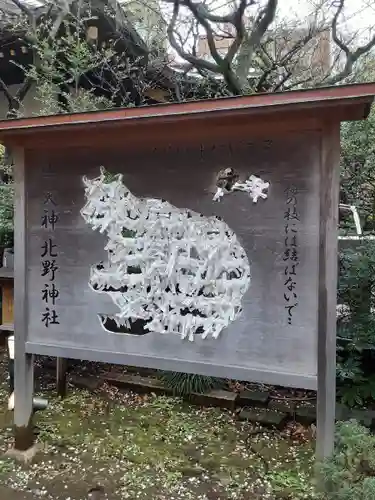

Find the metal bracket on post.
[
  {"left": 7, "top": 334, "right": 14, "bottom": 396},
  {"left": 8, "top": 335, "right": 48, "bottom": 413},
  {"left": 339, "top": 203, "right": 362, "bottom": 236}
]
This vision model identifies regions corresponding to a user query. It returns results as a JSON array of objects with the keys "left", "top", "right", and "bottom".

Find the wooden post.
[
  {"left": 13, "top": 147, "right": 34, "bottom": 451},
  {"left": 56, "top": 357, "right": 68, "bottom": 398},
  {"left": 316, "top": 122, "right": 340, "bottom": 460}
]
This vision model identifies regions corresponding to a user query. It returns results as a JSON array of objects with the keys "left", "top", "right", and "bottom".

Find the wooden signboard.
[
  {"left": 0, "top": 83, "right": 374, "bottom": 457},
  {"left": 26, "top": 133, "right": 319, "bottom": 387}
]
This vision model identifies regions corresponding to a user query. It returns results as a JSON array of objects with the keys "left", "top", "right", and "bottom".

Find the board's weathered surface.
[{"left": 25, "top": 132, "right": 320, "bottom": 389}]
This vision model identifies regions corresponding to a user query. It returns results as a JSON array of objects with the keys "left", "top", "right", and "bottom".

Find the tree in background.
[
  {"left": 341, "top": 107, "right": 375, "bottom": 232},
  {"left": 0, "top": 0, "right": 174, "bottom": 118},
  {"left": 163, "top": 0, "right": 375, "bottom": 94},
  {"left": 0, "top": 145, "right": 13, "bottom": 251},
  {"left": 0, "top": 0, "right": 375, "bottom": 117},
  {"left": 340, "top": 57, "right": 375, "bottom": 232},
  {"left": 123, "top": 0, "right": 167, "bottom": 50},
  {"left": 336, "top": 59, "right": 375, "bottom": 406}
]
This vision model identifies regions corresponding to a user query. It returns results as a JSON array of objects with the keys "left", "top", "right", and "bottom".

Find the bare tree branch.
[
  {"left": 15, "top": 77, "right": 32, "bottom": 102},
  {"left": 283, "top": 75, "right": 320, "bottom": 91},
  {"left": 0, "top": 77, "right": 15, "bottom": 109},
  {"left": 10, "top": 0, "right": 37, "bottom": 30},
  {"left": 273, "top": 69, "right": 292, "bottom": 91},
  {"left": 236, "top": 0, "right": 278, "bottom": 87},
  {"left": 50, "top": 1, "right": 74, "bottom": 40},
  {"left": 167, "top": 2, "right": 222, "bottom": 75},
  {"left": 353, "top": 35, "right": 375, "bottom": 59},
  {"left": 324, "top": 0, "right": 375, "bottom": 85},
  {"left": 182, "top": 0, "right": 223, "bottom": 66},
  {"left": 3, "top": 0, "right": 375, "bottom": 113},
  {"left": 0, "top": 74, "right": 32, "bottom": 118},
  {"left": 255, "top": 24, "right": 319, "bottom": 92},
  {"left": 9, "top": 0, "right": 33, "bottom": 17},
  {"left": 331, "top": 0, "right": 349, "bottom": 55},
  {"left": 163, "top": 0, "right": 237, "bottom": 24},
  {"left": 167, "top": 1, "right": 246, "bottom": 94},
  {"left": 181, "top": 0, "right": 244, "bottom": 93},
  {"left": 225, "top": 0, "right": 247, "bottom": 63}
]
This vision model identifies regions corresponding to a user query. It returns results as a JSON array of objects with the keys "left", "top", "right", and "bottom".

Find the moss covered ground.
[{"left": 0, "top": 350, "right": 317, "bottom": 499}]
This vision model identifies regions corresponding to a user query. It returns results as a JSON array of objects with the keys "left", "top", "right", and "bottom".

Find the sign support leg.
[
  {"left": 13, "top": 147, "right": 35, "bottom": 450},
  {"left": 14, "top": 353, "right": 34, "bottom": 450},
  {"left": 316, "top": 122, "right": 340, "bottom": 461},
  {"left": 56, "top": 357, "right": 68, "bottom": 398}
]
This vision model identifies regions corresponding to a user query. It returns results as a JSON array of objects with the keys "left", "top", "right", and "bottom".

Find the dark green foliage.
[
  {"left": 340, "top": 106, "right": 375, "bottom": 233},
  {"left": 159, "top": 371, "right": 224, "bottom": 397},
  {"left": 0, "top": 185, "right": 14, "bottom": 248},
  {"left": 317, "top": 420, "right": 375, "bottom": 499},
  {"left": 338, "top": 97, "right": 375, "bottom": 406},
  {"left": 0, "top": 146, "right": 13, "bottom": 249},
  {"left": 337, "top": 241, "right": 375, "bottom": 406},
  {"left": 338, "top": 242, "right": 375, "bottom": 316}
]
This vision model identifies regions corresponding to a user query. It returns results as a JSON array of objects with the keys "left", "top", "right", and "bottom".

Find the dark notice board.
[{"left": 25, "top": 131, "right": 320, "bottom": 389}]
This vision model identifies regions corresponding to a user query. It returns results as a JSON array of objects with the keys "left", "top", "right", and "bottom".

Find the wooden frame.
[
  {"left": 316, "top": 123, "right": 341, "bottom": 460},
  {"left": 13, "top": 147, "right": 34, "bottom": 450},
  {"left": 1, "top": 83, "right": 374, "bottom": 456}
]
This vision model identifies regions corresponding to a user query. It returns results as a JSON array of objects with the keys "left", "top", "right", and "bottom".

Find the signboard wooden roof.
[{"left": 0, "top": 83, "right": 374, "bottom": 149}]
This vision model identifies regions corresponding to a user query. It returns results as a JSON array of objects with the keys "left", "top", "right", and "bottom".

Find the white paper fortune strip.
[
  {"left": 213, "top": 174, "right": 270, "bottom": 203},
  {"left": 81, "top": 167, "right": 251, "bottom": 341}
]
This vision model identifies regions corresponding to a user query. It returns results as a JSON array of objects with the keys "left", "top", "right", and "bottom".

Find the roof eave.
[{"left": 0, "top": 83, "right": 374, "bottom": 141}]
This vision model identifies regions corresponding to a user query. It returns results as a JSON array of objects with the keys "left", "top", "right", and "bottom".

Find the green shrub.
[
  {"left": 337, "top": 241, "right": 375, "bottom": 406},
  {"left": 159, "top": 371, "right": 224, "bottom": 397},
  {"left": 268, "top": 469, "right": 314, "bottom": 498},
  {"left": 340, "top": 105, "right": 375, "bottom": 232},
  {"left": 317, "top": 420, "right": 375, "bottom": 500},
  {"left": 338, "top": 103, "right": 375, "bottom": 406}
]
